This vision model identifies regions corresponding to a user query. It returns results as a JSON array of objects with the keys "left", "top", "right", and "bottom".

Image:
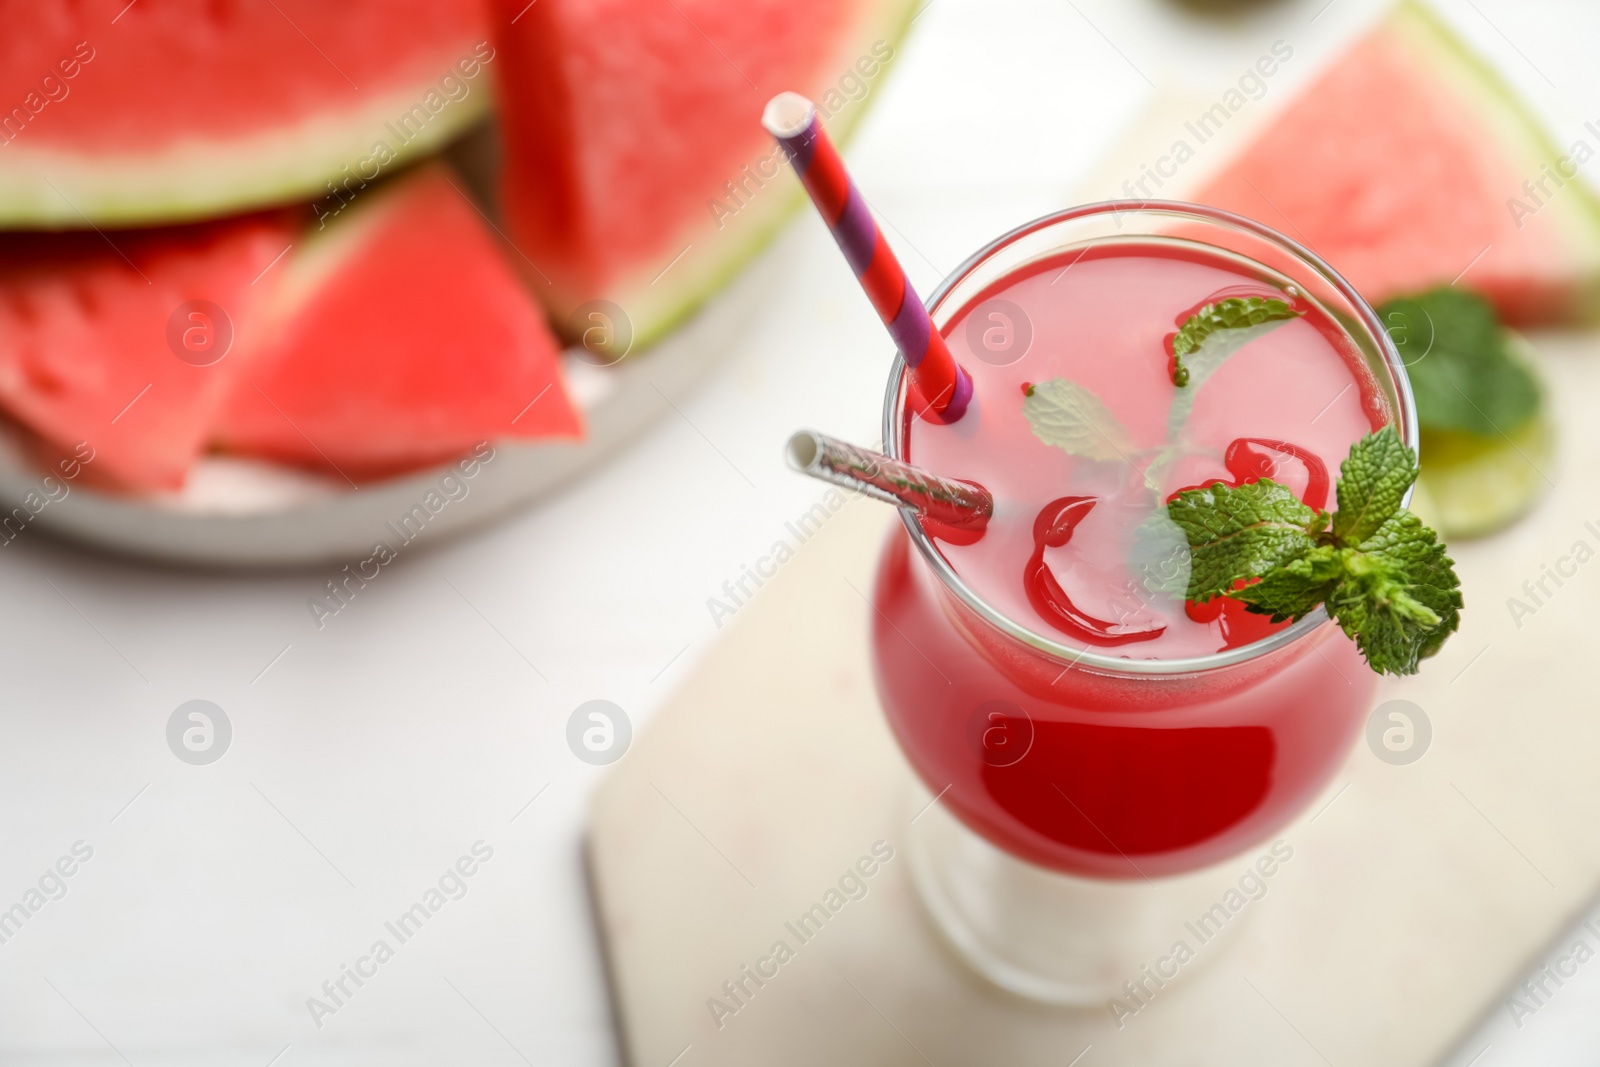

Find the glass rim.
[{"left": 881, "top": 199, "right": 1419, "bottom": 677}]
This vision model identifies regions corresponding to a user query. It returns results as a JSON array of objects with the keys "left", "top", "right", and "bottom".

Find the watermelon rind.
[
  {"left": 1386, "top": 0, "right": 1600, "bottom": 321},
  {"left": 556, "top": 0, "right": 924, "bottom": 354},
  {"left": 0, "top": 81, "right": 489, "bottom": 230}
]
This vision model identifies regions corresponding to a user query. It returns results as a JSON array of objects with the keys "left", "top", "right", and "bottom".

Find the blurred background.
[{"left": 2, "top": 0, "right": 1599, "bottom": 1063}]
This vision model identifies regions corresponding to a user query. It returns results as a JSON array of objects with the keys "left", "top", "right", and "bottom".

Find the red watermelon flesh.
[
  {"left": 0, "top": 216, "right": 295, "bottom": 491},
  {"left": 491, "top": 0, "right": 919, "bottom": 348},
  {"left": 1191, "top": 0, "right": 1600, "bottom": 326},
  {"left": 214, "top": 163, "right": 582, "bottom": 481},
  {"left": 0, "top": 0, "right": 490, "bottom": 228}
]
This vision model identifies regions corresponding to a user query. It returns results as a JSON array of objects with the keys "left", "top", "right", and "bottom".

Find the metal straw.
[{"left": 785, "top": 430, "right": 992, "bottom": 530}]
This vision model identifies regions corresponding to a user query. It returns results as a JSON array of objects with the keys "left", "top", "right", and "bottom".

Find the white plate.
[{"left": 0, "top": 267, "right": 763, "bottom": 568}]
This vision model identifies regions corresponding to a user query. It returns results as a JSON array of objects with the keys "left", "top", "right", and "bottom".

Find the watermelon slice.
[
  {"left": 0, "top": 0, "right": 490, "bottom": 228},
  {"left": 490, "top": 0, "right": 919, "bottom": 349},
  {"left": 1191, "top": 0, "right": 1600, "bottom": 326},
  {"left": 0, "top": 215, "right": 294, "bottom": 491},
  {"left": 214, "top": 163, "right": 582, "bottom": 481}
]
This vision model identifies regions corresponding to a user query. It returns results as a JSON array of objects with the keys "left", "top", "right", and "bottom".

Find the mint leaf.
[
  {"left": 1331, "top": 423, "right": 1413, "bottom": 543},
  {"left": 1167, "top": 296, "right": 1301, "bottom": 436},
  {"left": 1334, "top": 512, "right": 1461, "bottom": 673},
  {"left": 1165, "top": 426, "right": 1463, "bottom": 676},
  {"left": 1171, "top": 296, "right": 1300, "bottom": 370},
  {"left": 1167, "top": 479, "right": 1323, "bottom": 602},
  {"left": 1128, "top": 510, "right": 1192, "bottom": 600},
  {"left": 1379, "top": 288, "right": 1541, "bottom": 437},
  {"left": 1023, "top": 378, "right": 1136, "bottom": 464},
  {"left": 1230, "top": 544, "right": 1344, "bottom": 622}
]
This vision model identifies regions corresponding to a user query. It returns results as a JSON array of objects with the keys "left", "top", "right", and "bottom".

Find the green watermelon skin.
[
  {"left": 490, "top": 0, "right": 920, "bottom": 350},
  {"left": 0, "top": 216, "right": 296, "bottom": 491},
  {"left": 1192, "top": 0, "right": 1600, "bottom": 326},
  {"left": 214, "top": 163, "right": 582, "bottom": 481},
  {"left": 0, "top": 0, "right": 491, "bottom": 228}
]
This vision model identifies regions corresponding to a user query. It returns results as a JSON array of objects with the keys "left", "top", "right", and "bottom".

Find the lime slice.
[
  {"left": 1405, "top": 471, "right": 1444, "bottom": 532},
  {"left": 1417, "top": 411, "right": 1553, "bottom": 539}
]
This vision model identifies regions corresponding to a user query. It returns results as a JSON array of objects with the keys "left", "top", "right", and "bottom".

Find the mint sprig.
[
  {"left": 1378, "top": 288, "right": 1541, "bottom": 437},
  {"left": 1167, "top": 425, "right": 1462, "bottom": 675}
]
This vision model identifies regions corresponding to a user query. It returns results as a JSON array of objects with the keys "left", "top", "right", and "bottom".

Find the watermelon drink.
[{"left": 872, "top": 203, "right": 1415, "bottom": 1000}]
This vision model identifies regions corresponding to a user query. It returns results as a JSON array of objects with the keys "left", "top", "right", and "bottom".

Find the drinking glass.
[{"left": 870, "top": 202, "right": 1414, "bottom": 1003}]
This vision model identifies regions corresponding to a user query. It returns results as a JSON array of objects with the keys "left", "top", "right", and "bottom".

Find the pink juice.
[
  {"left": 916, "top": 242, "right": 1380, "bottom": 657},
  {"left": 872, "top": 239, "right": 1390, "bottom": 877}
]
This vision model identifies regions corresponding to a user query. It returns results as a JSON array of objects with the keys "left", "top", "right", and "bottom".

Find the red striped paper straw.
[{"left": 763, "top": 92, "right": 972, "bottom": 423}]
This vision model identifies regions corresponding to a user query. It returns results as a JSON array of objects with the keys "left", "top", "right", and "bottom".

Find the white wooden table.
[{"left": 1, "top": 0, "right": 1596, "bottom": 1062}]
